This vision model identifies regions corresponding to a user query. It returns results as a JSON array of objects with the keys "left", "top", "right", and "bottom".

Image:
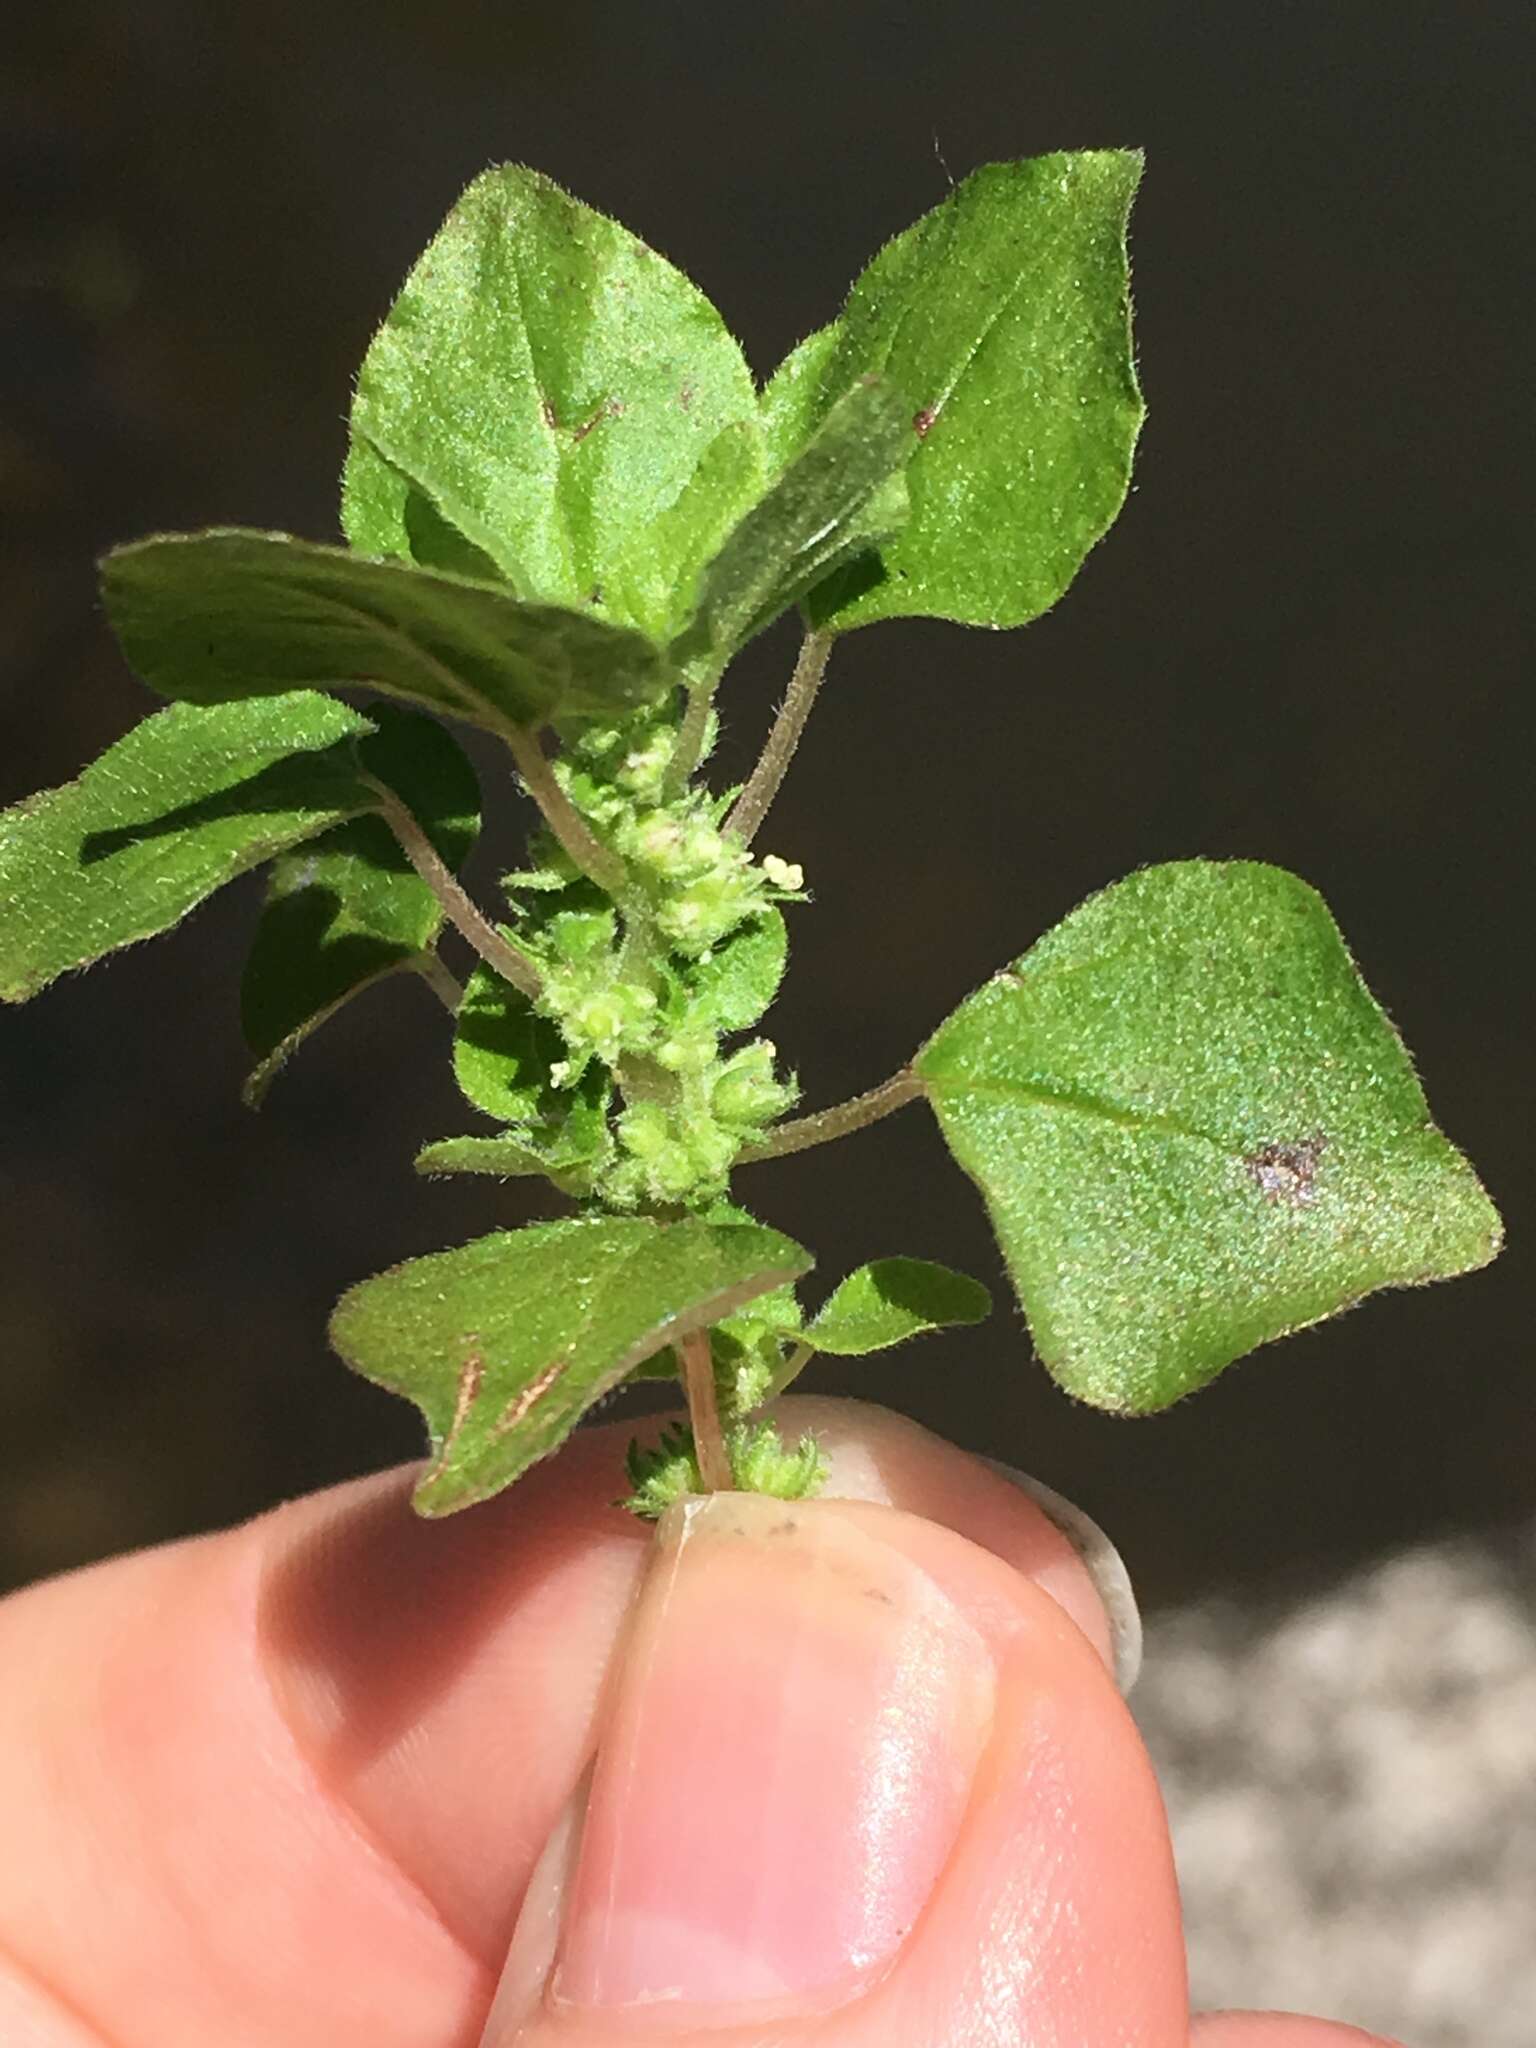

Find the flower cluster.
[{"left": 505, "top": 711, "right": 805, "bottom": 1209}]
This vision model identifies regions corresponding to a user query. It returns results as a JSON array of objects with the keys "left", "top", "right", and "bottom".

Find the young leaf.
[
  {"left": 240, "top": 707, "right": 481, "bottom": 1102},
  {"left": 414, "top": 1134, "right": 561, "bottom": 1179},
  {"left": 342, "top": 164, "right": 763, "bottom": 639},
  {"left": 805, "top": 1257, "right": 992, "bottom": 1356},
  {"left": 329, "top": 1215, "right": 813, "bottom": 1513},
  {"left": 452, "top": 965, "right": 567, "bottom": 1122},
  {"left": 672, "top": 378, "right": 915, "bottom": 662},
  {"left": 101, "top": 529, "right": 667, "bottom": 736},
  {"left": 0, "top": 694, "right": 375, "bottom": 1003},
  {"left": 685, "top": 909, "right": 788, "bottom": 1032},
  {"left": 417, "top": 1066, "right": 613, "bottom": 1192},
  {"left": 777, "top": 151, "right": 1145, "bottom": 631},
  {"left": 915, "top": 861, "right": 1502, "bottom": 1412}
]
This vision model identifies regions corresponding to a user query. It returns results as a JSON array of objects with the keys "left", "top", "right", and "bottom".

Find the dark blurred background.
[{"left": 1, "top": 1, "right": 1529, "bottom": 1606}]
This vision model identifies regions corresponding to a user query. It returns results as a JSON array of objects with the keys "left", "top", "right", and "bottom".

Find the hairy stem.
[
  {"left": 736, "top": 1067, "right": 925, "bottom": 1163},
  {"left": 664, "top": 676, "right": 718, "bottom": 798},
  {"left": 679, "top": 1329, "right": 734, "bottom": 1492},
  {"left": 765, "top": 1339, "right": 814, "bottom": 1403},
  {"left": 366, "top": 781, "right": 543, "bottom": 1000},
  {"left": 416, "top": 951, "right": 465, "bottom": 1014},
  {"left": 501, "top": 724, "right": 630, "bottom": 898},
  {"left": 726, "top": 629, "right": 834, "bottom": 845}
]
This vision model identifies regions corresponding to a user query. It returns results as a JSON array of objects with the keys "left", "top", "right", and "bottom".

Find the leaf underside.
[
  {"left": 330, "top": 1215, "right": 813, "bottom": 1513},
  {"left": 917, "top": 861, "right": 1501, "bottom": 1411},
  {"left": 101, "top": 528, "right": 667, "bottom": 736}
]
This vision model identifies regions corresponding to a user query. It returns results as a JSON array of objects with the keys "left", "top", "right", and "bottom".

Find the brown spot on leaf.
[
  {"left": 488, "top": 1355, "right": 567, "bottom": 1441},
  {"left": 678, "top": 382, "right": 695, "bottom": 412},
  {"left": 572, "top": 396, "right": 624, "bottom": 445},
  {"left": 441, "top": 1346, "right": 484, "bottom": 1462},
  {"left": 1246, "top": 1134, "right": 1327, "bottom": 1209}
]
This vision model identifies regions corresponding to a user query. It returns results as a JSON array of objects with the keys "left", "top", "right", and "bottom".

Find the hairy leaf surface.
[
  {"left": 0, "top": 694, "right": 374, "bottom": 1002},
  {"left": 240, "top": 707, "right": 481, "bottom": 1101},
  {"left": 685, "top": 910, "right": 788, "bottom": 1032},
  {"left": 674, "top": 379, "right": 914, "bottom": 660},
  {"left": 806, "top": 1258, "right": 992, "bottom": 1355},
  {"left": 343, "top": 165, "right": 763, "bottom": 640},
  {"left": 776, "top": 152, "right": 1144, "bottom": 630},
  {"left": 331, "top": 1216, "right": 813, "bottom": 1513},
  {"left": 102, "top": 529, "right": 666, "bottom": 734},
  {"left": 916, "top": 861, "right": 1502, "bottom": 1411}
]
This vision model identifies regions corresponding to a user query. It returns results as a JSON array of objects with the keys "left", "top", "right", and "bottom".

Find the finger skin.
[
  {"left": 0, "top": 1400, "right": 1141, "bottom": 2045},
  {"left": 1192, "top": 2017, "right": 1404, "bottom": 2047},
  {"left": 494, "top": 1496, "right": 1186, "bottom": 2046}
]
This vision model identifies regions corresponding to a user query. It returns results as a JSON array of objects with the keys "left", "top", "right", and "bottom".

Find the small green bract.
[{"left": 0, "top": 155, "right": 1501, "bottom": 1515}]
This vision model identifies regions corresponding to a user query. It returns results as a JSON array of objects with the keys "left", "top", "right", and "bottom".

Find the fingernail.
[
  {"left": 985, "top": 1463, "right": 1143, "bottom": 1693},
  {"left": 551, "top": 1493, "right": 995, "bottom": 2024}
]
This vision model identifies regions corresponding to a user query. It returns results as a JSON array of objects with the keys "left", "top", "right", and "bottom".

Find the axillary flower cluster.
[{"left": 505, "top": 707, "right": 804, "bottom": 1212}]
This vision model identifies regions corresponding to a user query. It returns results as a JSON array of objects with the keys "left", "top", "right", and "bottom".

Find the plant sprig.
[{"left": 0, "top": 154, "right": 1501, "bottom": 1517}]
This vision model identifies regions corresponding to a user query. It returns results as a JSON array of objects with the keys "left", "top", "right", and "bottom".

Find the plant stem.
[
  {"left": 726, "top": 629, "right": 834, "bottom": 846},
  {"left": 366, "top": 781, "right": 543, "bottom": 1000},
  {"left": 416, "top": 951, "right": 465, "bottom": 1014},
  {"left": 765, "top": 1339, "right": 814, "bottom": 1403},
  {"left": 664, "top": 676, "right": 718, "bottom": 798},
  {"left": 736, "top": 1067, "right": 925, "bottom": 1164},
  {"left": 501, "top": 724, "right": 630, "bottom": 898},
  {"left": 679, "top": 1328, "right": 734, "bottom": 1492}
]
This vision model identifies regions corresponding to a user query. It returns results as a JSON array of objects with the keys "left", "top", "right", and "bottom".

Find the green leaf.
[
  {"left": 240, "top": 707, "right": 481, "bottom": 1102},
  {"left": 342, "top": 165, "right": 763, "bottom": 640},
  {"left": 416, "top": 1067, "right": 613, "bottom": 1192},
  {"left": 686, "top": 909, "right": 787, "bottom": 1032},
  {"left": 0, "top": 694, "right": 375, "bottom": 1003},
  {"left": 414, "top": 1134, "right": 555, "bottom": 1179},
  {"left": 101, "top": 529, "right": 666, "bottom": 737},
  {"left": 788, "top": 151, "right": 1145, "bottom": 631},
  {"left": 759, "top": 323, "right": 843, "bottom": 469},
  {"left": 452, "top": 964, "right": 566, "bottom": 1121},
  {"left": 330, "top": 1215, "right": 813, "bottom": 1514},
  {"left": 673, "top": 378, "right": 915, "bottom": 661},
  {"left": 805, "top": 1258, "right": 992, "bottom": 1356},
  {"left": 915, "top": 861, "right": 1502, "bottom": 1412}
]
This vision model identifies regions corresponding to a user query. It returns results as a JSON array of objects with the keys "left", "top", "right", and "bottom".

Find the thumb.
[{"left": 483, "top": 1484, "right": 1186, "bottom": 2046}]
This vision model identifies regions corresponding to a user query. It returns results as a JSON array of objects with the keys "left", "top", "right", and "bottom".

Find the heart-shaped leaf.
[
  {"left": 916, "top": 861, "right": 1502, "bottom": 1410},
  {"left": 0, "top": 693, "right": 375, "bottom": 1003},
  {"left": 101, "top": 529, "right": 667, "bottom": 736},
  {"left": 240, "top": 706, "right": 481, "bottom": 1102},
  {"left": 330, "top": 1215, "right": 813, "bottom": 1513}
]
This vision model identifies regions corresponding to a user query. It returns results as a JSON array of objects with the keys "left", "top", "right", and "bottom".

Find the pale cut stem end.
[{"left": 679, "top": 1328, "right": 734, "bottom": 1493}]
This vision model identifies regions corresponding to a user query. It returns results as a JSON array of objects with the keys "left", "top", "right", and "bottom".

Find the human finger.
[
  {"left": 0, "top": 1399, "right": 1135, "bottom": 2046},
  {"left": 482, "top": 1484, "right": 1182, "bottom": 2045}
]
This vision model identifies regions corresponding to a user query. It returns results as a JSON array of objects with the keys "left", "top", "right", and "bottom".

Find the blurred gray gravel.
[{"left": 1134, "top": 1523, "right": 1536, "bottom": 2047}]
